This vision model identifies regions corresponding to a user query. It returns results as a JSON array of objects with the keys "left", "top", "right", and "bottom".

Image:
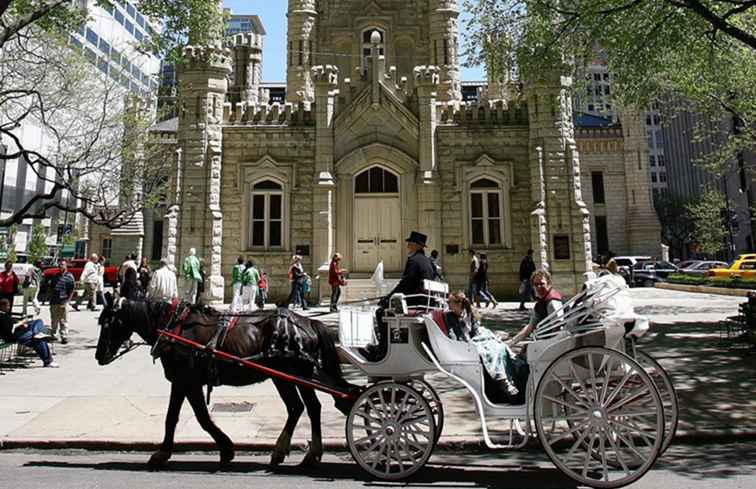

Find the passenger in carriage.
[
  {"left": 433, "top": 292, "right": 527, "bottom": 403},
  {"left": 509, "top": 270, "right": 563, "bottom": 346}
]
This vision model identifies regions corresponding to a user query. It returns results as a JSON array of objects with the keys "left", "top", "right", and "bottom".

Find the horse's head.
[{"left": 95, "top": 292, "right": 135, "bottom": 365}]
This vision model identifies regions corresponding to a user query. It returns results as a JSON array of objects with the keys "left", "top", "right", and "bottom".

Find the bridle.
[{"left": 98, "top": 297, "right": 148, "bottom": 365}]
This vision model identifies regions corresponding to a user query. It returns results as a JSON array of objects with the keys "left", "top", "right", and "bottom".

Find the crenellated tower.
[
  {"left": 428, "top": 0, "right": 461, "bottom": 103},
  {"left": 227, "top": 32, "right": 264, "bottom": 106},
  {"left": 287, "top": 0, "right": 318, "bottom": 104}
]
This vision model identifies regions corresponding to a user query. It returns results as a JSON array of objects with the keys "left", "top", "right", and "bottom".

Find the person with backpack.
[
  {"left": 0, "top": 260, "right": 19, "bottom": 309},
  {"left": 21, "top": 260, "right": 41, "bottom": 316},
  {"left": 328, "top": 253, "right": 347, "bottom": 313},
  {"left": 73, "top": 254, "right": 99, "bottom": 311},
  {"left": 287, "top": 255, "right": 308, "bottom": 310}
]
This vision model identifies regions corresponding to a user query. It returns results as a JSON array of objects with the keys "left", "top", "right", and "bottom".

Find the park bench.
[
  {"left": 721, "top": 301, "right": 756, "bottom": 351},
  {"left": 0, "top": 339, "right": 18, "bottom": 374}
]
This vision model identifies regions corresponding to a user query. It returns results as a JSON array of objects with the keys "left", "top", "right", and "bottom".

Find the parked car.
[
  {"left": 611, "top": 256, "right": 653, "bottom": 285},
  {"left": 631, "top": 260, "right": 679, "bottom": 287},
  {"left": 678, "top": 260, "right": 728, "bottom": 276},
  {"left": 38, "top": 259, "right": 119, "bottom": 303},
  {"left": 707, "top": 254, "right": 756, "bottom": 279}
]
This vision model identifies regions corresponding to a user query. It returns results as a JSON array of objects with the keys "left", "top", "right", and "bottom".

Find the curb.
[{"left": 4, "top": 430, "right": 756, "bottom": 452}]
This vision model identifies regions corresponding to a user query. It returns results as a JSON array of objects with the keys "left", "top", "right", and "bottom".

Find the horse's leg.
[
  {"left": 185, "top": 383, "right": 236, "bottom": 469},
  {"left": 149, "top": 382, "right": 185, "bottom": 470},
  {"left": 270, "top": 378, "right": 304, "bottom": 467},
  {"left": 297, "top": 385, "right": 323, "bottom": 468}
]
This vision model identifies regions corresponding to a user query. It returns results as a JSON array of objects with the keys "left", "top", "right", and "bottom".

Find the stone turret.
[
  {"left": 228, "top": 32, "right": 264, "bottom": 106},
  {"left": 428, "top": 0, "right": 461, "bottom": 103},
  {"left": 287, "top": 0, "right": 318, "bottom": 104},
  {"left": 174, "top": 33, "right": 232, "bottom": 302},
  {"left": 525, "top": 67, "right": 593, "bottom": 294}
]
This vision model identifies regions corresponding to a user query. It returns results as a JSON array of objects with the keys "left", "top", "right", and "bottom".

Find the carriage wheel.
[
  {"left": 634, "top": 349, "right": 678, "bottom": 455},
  {"left": 401, "top": 379, "right": 444, "bottom": 447},
  {"left": 535, "top": 347, "right": 664, "bottom": 488},
  {"left": 346, "top": 382, "right": 436, "bottom": 480}
]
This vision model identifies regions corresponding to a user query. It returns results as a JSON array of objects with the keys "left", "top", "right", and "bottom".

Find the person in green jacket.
[
  {"left": 230, "top": 256, "right": 246, "bottom": 312},
  {"left": 182, "top": 248, "right": 202, "bottom": 304},
  {"left": 242, "top": 260, "right": 260, "bottom": 312}
]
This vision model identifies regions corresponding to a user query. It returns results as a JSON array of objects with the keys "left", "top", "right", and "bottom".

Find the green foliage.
[
  {"left": 654, "top": 193, "right": 695, "bottom": 258},
  {"left": 667, "top": 273, "right": 756, "bottom": 290},
  {"left": 687, "top": 188, "right": 728, "bottom": 256},
  {"left": 463, "top": 1, "right": 756, "bottom": 174},
  {"left": 28, "top": 224, "right": 48, "bottom": 263}
]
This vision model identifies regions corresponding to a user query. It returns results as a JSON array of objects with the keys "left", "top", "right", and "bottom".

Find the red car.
[{"left": 39, "top": 259, "right": 119, "bottom": 302}]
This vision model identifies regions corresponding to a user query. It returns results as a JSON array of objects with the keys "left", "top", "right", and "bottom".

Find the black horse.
[{"left": 95, "top": 294, "right": 354, "bottom": 470}]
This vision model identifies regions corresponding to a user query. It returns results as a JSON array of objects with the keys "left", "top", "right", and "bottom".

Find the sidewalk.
[{"left": 1, "top": 288, "right": 754, "bottom": 452}]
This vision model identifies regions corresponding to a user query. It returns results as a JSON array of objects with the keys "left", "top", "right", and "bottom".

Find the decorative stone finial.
[{"left": 370, "top": 30, "right": 382, "bottom": 46}]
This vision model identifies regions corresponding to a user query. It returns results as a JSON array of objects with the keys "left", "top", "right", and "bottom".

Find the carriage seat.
[{"left": 424, "top": 313, "right": 480, "bottom": 365}]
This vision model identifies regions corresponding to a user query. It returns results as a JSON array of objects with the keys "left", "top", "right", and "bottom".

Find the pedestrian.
[
  {"left": 182, "top": 248, "right": 202, "bottom": 304},
  {"left": 0, "top": 260, "right": 19, "bottom": 310},
  {"left": 328, "top": 253, "right": 347, "bottom": 312},
  {"left": 518, "top": 248, "right": 536, "bottom": 311},
  {"left": 257, "top": 271, "right": 269, "bottom": 309},
  {"left": 467, "top": 249, "right": 480, "bottom": 307},
  {"left": 119, "top": 253, "right": 138, "bottom": 287},
  {"left": 429, "top": 249, "right": 445, "bottom": 282},
  {"left": 0, "top": 299, "right": 58, "bottom": 367},
  {"left": 20, "top": 260, "right": 41, "bottom": 316},
  {"left": 147, "top": 259, "right": 178, "bottom": 301},
  {"left": 242, "top": 260, "right": 260, "bottom": 312},
  {"left": 196, "top": 258, "right": 207, "bottom": 304},
  {"left": 120, "top": 267, "right": 144, "bottom": 300},
  {"left": 230, "top": 257, "right": 245, "bottom": 312},
  {"left": 287, "top": 255, "right": 308, "bottom": 310},
  {"left": 138, "top": 256, "right": 152, "bottom": 291},
  {"left": 74, "top": 254, "right": 99, "bottom": 311},
  {"left": 49, "top": 259, "right": 75, "bottom": 344},
  {"left": 95, "top": 255, "right": 107, "bottom": 307},
  {"left": 476, "top": 252, "right": 499, "bottom": 308}
]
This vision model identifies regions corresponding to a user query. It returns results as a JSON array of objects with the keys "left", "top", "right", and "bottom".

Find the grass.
[{"left": 667, "top": 273, "right": 756, "bottom": 290}]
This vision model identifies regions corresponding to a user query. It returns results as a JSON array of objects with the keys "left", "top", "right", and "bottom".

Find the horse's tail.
[{"left": 312, "top": 319, "right": 344, "bottom": 384}]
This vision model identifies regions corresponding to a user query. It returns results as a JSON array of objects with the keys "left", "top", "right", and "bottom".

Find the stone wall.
[
  {"left": 221, "top": 126, "right": 316, "bottom": 301},
  {"left": 436, "top": 125, "right": 532, "bottom": 298}
]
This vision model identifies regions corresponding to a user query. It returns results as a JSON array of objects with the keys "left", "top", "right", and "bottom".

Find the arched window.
[
  {"left": 355, "top": 166, "right": 398, "bottom": 194},
  {"left": 470, "top": 178, "right": 504, "bottom": 246},
  {"left": 361, "top": 28, "right": 385, "bottom": 75},
  {"left": 250, "top": 179, "right": 283, "bottom": 248}
]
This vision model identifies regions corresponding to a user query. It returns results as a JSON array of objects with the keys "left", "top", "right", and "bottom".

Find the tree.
[
  {"left": 653, "top": 193, "right": 695, "bottom": 259},
  {"left": 687, "top": 188, "right": 728, "bottom": 257},
  {"left": 0, "top": 1, "right": 221, "bottom": 229},
  {"left": 27, "top": 224, "right": 48, "bottom": 262},
  {"left": 463, "top": 1, "right": 756, "bottom": 175}
]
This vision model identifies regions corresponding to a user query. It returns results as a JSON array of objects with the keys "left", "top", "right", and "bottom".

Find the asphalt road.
[{"left": 2, "top": 442, "right": 755, "bottom": 489}]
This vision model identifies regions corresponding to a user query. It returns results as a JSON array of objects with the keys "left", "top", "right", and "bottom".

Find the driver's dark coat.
[{"left": 386, "top": 250, "right": 434, "bottom": 306}]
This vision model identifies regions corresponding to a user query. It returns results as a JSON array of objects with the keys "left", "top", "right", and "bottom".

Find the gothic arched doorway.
[{"left": 353, "top": 166, "right": 403, "bottom": 272}]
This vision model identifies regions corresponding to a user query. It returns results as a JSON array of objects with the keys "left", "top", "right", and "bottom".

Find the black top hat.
[{"left": 405, "top": 231, "right": 428, "bottom": 247}]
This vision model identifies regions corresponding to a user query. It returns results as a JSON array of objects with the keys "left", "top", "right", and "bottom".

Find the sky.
[{"left": 223, "top": 0, "right": 486, "bottom": 82}]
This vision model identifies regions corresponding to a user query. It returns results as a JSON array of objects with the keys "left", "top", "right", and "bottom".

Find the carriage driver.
[{"left": 360, "top": 231, "right": 435, "bottom": 361}]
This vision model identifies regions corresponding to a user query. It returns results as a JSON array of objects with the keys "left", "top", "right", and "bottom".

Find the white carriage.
[{"left": 337, "top": 277, "right": 678, "bottom": 488}]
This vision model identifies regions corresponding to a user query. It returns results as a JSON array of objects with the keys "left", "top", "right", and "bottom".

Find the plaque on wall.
[
  {"left": 295, "top": 245, "right": 310, "bottom": 257},
  {"left": 445, "top": 244, "right": 460, "bottom": 255},
  {"left": 553, "top": 235, "right": 570, "bottom": 260}
]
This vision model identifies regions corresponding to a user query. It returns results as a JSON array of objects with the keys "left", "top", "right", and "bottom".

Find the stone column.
[
  {"left": 165, "top": 148, "right": 182, "bottom": 269},
  {"left": 287, "top": 0, "right": 318, "bottom": 104},
  {"left": 229, "top": 33, "right": 264, "bottom": 106},
  {"left": 428, "top": 0, "right": 461, "bottom": 103},
  {"left": 176, "top": 44, "right": 231, "bottom": 303},
  {"left": 526, "top": 70, "right": 592, "bottom": 294},
  {"left": 415, "top": 65, "right": 442, "bottom": 249},
  {"left": 312, "top": 65, "right": 338, "bottom": 303}
]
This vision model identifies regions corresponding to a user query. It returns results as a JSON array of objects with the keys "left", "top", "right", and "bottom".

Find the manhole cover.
[{"left": 212, "top": 402, "right": 256, "bottom": 414}]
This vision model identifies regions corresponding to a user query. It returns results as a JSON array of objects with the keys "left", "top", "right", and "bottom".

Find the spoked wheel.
[
  {"left": 535, "top": 347, "right": 664, "bottom": 488},
  {"left": 401, "top": 379, "right": 444, "bottom": 447},
  {"left": 346, "top": 382, "right": 436, "bottom": 480},
  {"left": 634, "top": 349, "right": 678, "bottom": 455}
]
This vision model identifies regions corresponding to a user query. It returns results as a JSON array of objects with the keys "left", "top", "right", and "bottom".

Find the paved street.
[{"left": 1, "top": 443, "right": 756, "bottom": 489}]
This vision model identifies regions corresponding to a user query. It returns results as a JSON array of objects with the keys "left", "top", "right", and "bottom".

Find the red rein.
[{"left": 157, "top": 329, "right": 358, "bottom": 401}]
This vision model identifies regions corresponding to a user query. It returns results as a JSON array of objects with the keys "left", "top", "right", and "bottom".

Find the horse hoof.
[
  {"left": 270, "top": 451, "right": 286, "bottom": 467},
  {"left": 148, "top": 450, "right": 171, "bottom": 470},
  {"left": 299, "top": 452, "right": 322, "bottom": 468}
]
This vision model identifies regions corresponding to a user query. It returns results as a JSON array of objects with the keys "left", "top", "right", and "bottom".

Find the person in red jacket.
[
  {"left": 0, "top": 260, "right": 19, "bottom": 310},
  {"left": 328, "top": 253, "right": 347, "bottom": 313}
]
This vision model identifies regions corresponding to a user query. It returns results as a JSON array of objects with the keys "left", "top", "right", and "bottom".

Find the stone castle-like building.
[{"left": 113, "top": 0, "right": 661, "bottom": 303}]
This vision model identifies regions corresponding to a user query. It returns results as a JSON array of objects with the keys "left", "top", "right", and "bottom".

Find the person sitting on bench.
[
  {"left": 433, "top": 291, "right": 526, "bottom": 403},
  {"left": 0, "top": 298, "right": 58, "bottom": 368}
]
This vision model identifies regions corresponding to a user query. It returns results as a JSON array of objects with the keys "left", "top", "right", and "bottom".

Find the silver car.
[{"left": 678, "top": 260, "right": 728, "bottom": 276}]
